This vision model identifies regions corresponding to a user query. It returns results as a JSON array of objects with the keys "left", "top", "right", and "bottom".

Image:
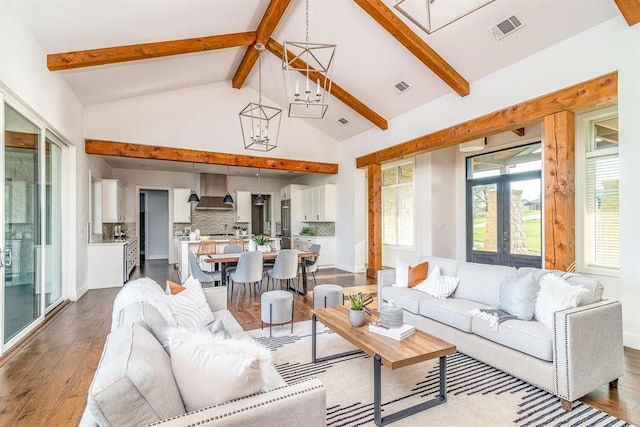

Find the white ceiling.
[{"left": 3, "top": 0, "right": 621, "bottom": 145}]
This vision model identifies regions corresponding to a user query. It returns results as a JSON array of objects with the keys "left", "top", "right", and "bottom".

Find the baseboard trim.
[{"left": 623, "top": 332, "right": 640, "bottom": 350}]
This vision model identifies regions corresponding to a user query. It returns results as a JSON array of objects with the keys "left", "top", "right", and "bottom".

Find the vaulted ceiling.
[{"left": 3, "top": 0, "right": 623, "bottom": 143}]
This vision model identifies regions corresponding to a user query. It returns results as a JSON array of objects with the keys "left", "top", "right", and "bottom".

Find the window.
[
  {"left": 584, "top": 114, "right": 619, "bottom": 270},
  {"left": 382, "top": 161, "right": 414, "bottom": 246}
]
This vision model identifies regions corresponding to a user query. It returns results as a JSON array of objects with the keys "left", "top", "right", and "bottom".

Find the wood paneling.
[
  {"left": 84, "top": 139, "right": 339, "bottom": 174},
  {"left": 367, "top": 164, "right": 382, "bottom": 278},
  {"left": 265, "top": 38, "right": 388, "bottom": 130},
  {"left": 614, "top": 0, "right": 640, "bottom": 26},
  {"left": 357, "top": 72, "right": 617, "bottom": 168},
  {"left": 232, "top": 0, "right": 292, "bottom": 89},
  {"left": 543, "top": 111, "right": 576, "bottom": 271},
  {"left": 353, "top": 0, "right": 469, "bottom": 97},
  {"left": 47, "top": 32, "right": 256, "bottom": 71}
]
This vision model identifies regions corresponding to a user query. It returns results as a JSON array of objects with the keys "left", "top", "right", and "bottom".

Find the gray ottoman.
[
  {"left": 313, "top": 284, "right": 344, "bottom": 310},
  {"left": 261, "top": 290, "right": 294, "bottom": 337}
]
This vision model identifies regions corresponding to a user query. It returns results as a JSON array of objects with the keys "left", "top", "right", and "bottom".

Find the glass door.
[
  {"left": 44, "top": 133, "right": 63, "bottom": 309},
  {"left": 2, "top": 102, "right": 42, "bottom": 346}
]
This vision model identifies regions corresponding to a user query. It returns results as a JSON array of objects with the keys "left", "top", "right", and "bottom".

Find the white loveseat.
[
  {"left": 80, "top": 280, "right": 326, "bottom": 427},
  {"left": 378, "top": 256, "right": 624, "bottom": 410}
]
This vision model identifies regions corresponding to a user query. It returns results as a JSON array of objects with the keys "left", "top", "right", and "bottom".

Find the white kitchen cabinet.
[
  {"left": 102, "top": 179, "right": 126, "bottom": 223},
  {"left": 173, "top": 188, "right": 192, "bottom": 223},
  {"left": 301, "top": 184, "right": 335, "bottom": 222},
  {"left": 293, "top": 236, "right": 335, "bottom": 267},
  {"left": 235, "top": 190, "right": 252, "bottom": 223},
  {"left": 87, "top": 237, "right": 136, "bottom": 288}
]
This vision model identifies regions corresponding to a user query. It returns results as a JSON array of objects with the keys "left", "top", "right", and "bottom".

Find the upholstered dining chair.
[
  {"left": 229, "top": 250, "right": 264, "bottom": 306},
  {"left": 300, "top": 243, "right": 321, "bottom": 287},
  {"left": 265, "top": 249, "right": 299, "bottom": 293},
  {"left": 188, "top": 250, "right": 221, "bottom": 286},
  {"left": 221, "top": 244, "right": 243, "bottom": 282}
]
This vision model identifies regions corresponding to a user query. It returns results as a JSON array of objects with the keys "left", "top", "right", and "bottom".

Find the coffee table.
[{"left": 311, "top": 306, "right": 456, "bottom": 426}]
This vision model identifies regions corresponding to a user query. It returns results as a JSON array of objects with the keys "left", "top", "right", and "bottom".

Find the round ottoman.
[
  {"left": 261, "top": 290, "right": 294, "bottom": 337},
  {"left": 313, "top": 284, "right": 344, "bottom": 310}
]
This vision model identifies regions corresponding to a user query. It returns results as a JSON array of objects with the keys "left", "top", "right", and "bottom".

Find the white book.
[{"left": 368, "top": 322, "right": 415, "bottom": 340}]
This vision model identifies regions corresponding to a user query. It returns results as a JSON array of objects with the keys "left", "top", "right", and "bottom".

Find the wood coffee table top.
[{"left": 312, "top": 306, "right": 456, "bottom": 370}]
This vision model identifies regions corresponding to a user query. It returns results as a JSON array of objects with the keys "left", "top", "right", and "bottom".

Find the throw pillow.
[
  {"left": 414, "top": 266, "right": 459, "bottom": 298},
  {"left": 206, "top": 318, "right": 231, "bottom": 339},
  {"left": 499, "top": 274, "right": 539, "bottom": 320},
  {"left": 166, "top": 287, "right": 215, "bottom": 329},
  {"left": 534, "top": 274, "right": 588, "bottom": 329},
  {"left": 166, "top": 280, "right": 186, "bottom": 295},
  {"left": 394, "top": 259, "right": 428, "bottom": 288},
  {"left": 394, "top": 259, "right": 409, "bottom": 287},
  {"left": 168, "top": 329, "right": 273, "bottom": 411}
]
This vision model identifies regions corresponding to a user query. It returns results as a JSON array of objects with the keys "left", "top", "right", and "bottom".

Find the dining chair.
[
  {"left": 300, "top": 243, "right": 321, "bottom": 288},
  {"left": 196, "top": 240, "right": 217, "bottom": 272},
  {"left": 229, "top": 251, "right": 264, "bottom": 306},
  {"left": 227, "top": 238, "right": 245, "bottom": 251},
  {"left": 188, "top": 250, "right": 221, "bottom": 286},
  {"left": 265, "top": 249, "right": 299, "bottom": 293},
  {"left": 221, "top": 245, "right": 243, "bottom": 282}
]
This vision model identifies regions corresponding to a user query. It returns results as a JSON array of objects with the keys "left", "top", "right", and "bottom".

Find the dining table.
[{"left": 203, "top": 250, "right": 319, "bottom": 295}]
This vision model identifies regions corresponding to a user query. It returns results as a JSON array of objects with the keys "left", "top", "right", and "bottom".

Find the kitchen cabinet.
[
  {"left": 173, "top": 188, "right": 191, "bottom": 223},
  {"left": 87, "top": 237, "right": 137, "bottom": 288},
  {"left": 293, "top": 236, "right": 335, "bottom": 267},
  {"left": 102, "top": 179, "right": 126, "bottom": 223},
  {"left": 235, "top": 190, "right": 252, "bottom": 223},
  {"left": 302, "top": 184, "right": 335, "bottom": 222}
]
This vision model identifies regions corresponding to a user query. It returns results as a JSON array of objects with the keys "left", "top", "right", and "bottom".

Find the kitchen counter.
[
  {"left": 178, "top": 234, "right": 254, "bottom": 244},
  {"left": 89, "top": 236, "right": 137, "bottom": 246}
]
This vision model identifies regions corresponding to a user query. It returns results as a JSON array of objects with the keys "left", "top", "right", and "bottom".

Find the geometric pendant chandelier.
[{"left": 282, "top": 0, "right": 336, "bottom": 119}]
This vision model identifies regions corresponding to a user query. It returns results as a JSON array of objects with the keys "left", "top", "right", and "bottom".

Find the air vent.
[
  {"left": 338, "top": 117, "right": 349, "bottom": 126},
  {"left": 489, "top": 14, "right": 525, "bottom": 40},
  {"left": 393, "top": 80, "right": 411, "bottom": 95}
]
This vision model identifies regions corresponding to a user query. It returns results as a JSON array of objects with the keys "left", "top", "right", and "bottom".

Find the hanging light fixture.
[
  {"left": 282, "top": 0, "right": 336, "bottom": 119},
  {"left": 187, "top": 163, "right": 200, "bottom": 203},
  {"left": 223, "top": 165, "right": 234, "bottom": 205},
  {"left": 253, "top": 169, "right": 265, "bottom": 206},
  {"left": 239, "top": 44, "right": 281, "bottom": 152}
]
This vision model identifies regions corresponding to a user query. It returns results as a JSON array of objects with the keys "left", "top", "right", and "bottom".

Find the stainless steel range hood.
[{"left": 195, "top": 174, "right": 233, "bottom": 210}]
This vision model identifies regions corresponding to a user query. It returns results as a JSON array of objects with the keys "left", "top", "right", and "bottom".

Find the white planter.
[{"left": 349, "top": 308, "right": 365, "bottom": 327}]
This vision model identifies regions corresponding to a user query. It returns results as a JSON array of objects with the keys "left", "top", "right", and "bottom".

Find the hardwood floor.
[{"left": 0, "top": 259, "right": 637, "bottom": 426}]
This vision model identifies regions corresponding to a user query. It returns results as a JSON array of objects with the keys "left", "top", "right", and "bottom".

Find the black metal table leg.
[{"left": 374, "top": 354, "right": 382, "bottom": 426}]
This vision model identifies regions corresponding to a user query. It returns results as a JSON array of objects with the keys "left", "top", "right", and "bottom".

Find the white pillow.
[
  {"left": 168, "top": 329, "right": 273, "bottom": 411},
  {"left": 534, "top": 274, "right": 588, "bottom": 329},
  {"left": 414, "top": 266, "right": 459, "bottom": 299},
  {"left": 166, "top": 287, "right": 215, "bottom": 329},
  {"left": 394, "top": 258, "right": 410, "bottom": 287}
]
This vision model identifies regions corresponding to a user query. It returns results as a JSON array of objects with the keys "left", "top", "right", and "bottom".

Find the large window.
[{"left": 382, "top": 161, "right": 414, "bottom": 247}]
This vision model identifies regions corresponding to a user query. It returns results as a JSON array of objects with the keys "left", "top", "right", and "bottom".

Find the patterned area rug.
[{"left": 249, "top": 321, "right": 634, "bottom": 427}]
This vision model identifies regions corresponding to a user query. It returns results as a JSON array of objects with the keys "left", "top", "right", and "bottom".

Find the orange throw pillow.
[
  {"left": 167, "top": 280, "right": 186, "bottom": 295},
  {"left": 408, "top": 262, "right": 428, "bottom": 288}
]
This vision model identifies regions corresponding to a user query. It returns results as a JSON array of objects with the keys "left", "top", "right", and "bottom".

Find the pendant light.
[
  {"left": 187, "top": 163, "right": 200, "bottom": 203},
  {"left": 223, "top": 165, "right": 234, "bottom": 205},
  {"left": 253, "top": 169, "right": 265, "bottom": 206}
]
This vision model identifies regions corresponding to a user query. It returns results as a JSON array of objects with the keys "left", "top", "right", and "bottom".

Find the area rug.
[{"left": 249, "top": 321, "right": 634, "bottom": 427}]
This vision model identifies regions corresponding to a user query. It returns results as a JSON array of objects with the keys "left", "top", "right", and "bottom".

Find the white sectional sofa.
[
  {"left": 80, "top": 281, "right": 326, "bottom": 427},
  {"left": 378, "top": 256, "right": 624, "bottom": 410}
]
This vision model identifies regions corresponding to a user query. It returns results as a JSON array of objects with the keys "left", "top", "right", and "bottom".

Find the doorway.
[
  {"left": 139, "top": 189, "right": 169, "bottom": 263},
  {"left": 251, "top": 194, "right": 271, "bottom": 236},
  {"left": 466, "top": 143, "right": 542, "bottom": 268}
]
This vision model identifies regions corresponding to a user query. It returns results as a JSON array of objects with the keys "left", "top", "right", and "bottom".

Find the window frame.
[{"left": 381, "top": 159, "right": 415, "bottom": 250}]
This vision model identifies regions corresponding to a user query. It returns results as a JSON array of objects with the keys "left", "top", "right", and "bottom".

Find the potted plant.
[
  {"left": 300, "top": 226, "right": 314, "bottom": 236},
  {"left": 241, "top": 226, "right": 248, "bottom": 236},
  {"left": 347, "top": 292, "right": 372, "bottom": 327},
  {"left": 253, "top": 235, "right": 271, "bottom": 252}
]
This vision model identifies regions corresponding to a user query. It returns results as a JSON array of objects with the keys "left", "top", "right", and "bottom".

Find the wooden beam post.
[
  {"left": 543, "top": 111, "right": 576, "bottom": 271},
  {"left": 613, "top": 0, "right": 640, "bottom": 26},
  {"left": 367, "top": 164, "right": 383, "bottom": 278}
]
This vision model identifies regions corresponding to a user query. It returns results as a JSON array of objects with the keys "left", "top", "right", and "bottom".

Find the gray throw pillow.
[
  {"left": 499, "top": 274, "right": 539, "bottom": 320},
  {"left": 206, "top": 319, "right": 231, "bottom": 339}
]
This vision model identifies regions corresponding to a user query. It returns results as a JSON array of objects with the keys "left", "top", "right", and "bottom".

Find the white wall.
[
  {"left": 338, "top": 17, "right": 640, "bottom": 349},
  {"left": 145, "top": 190, "right": 169, "bottom": 260}
]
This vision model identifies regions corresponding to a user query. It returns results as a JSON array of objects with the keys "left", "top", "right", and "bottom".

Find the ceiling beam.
[
  {"left": 85, "top": 139, "right": 339, "bottom": 174},
  {"left": 47, "top": 32, "right": 257, "bottom": 71},
  {"left": 357, "top": 71, "right": 617, "bottom": 168},
  {"left": 613, "top": 0, "right": 640, "bottom": 26},
  {"left": 232, "top": 0, "right": 293, "bottom": 89},
  {"left": 265, "top": 38, "right": 388, "bottom": 130},
  {"left": 353, "top": 0, "right": 470, "bottom": 97}
]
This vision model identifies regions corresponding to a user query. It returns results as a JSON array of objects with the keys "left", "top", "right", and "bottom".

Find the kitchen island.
[{"left": 87, "top": 236, "right": 138, "bottom": 288}]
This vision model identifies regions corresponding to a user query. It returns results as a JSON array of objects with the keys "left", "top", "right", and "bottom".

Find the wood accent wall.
[
  {"left": 543, "top": 111, "right": 576, "bottom": 271},
  {"left": 367, "top": 164, "right": 382, "bottom": 278}
]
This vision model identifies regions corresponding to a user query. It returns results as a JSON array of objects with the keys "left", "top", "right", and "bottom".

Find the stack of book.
[{"left": 368, "top": 322, "right": 415, "bottom": 340}]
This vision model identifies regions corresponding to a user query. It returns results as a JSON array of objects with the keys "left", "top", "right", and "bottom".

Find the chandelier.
[
  {"left": 282, "top": 0, "right": 336, "bottom": 119},
  {"left": 239, "top": 44, "right": 282, "bottom": 152},
  {"left": 394, "top": 0, "right": 496, "bottom": 34}
]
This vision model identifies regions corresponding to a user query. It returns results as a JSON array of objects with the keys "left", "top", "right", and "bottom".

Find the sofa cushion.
[
  {"left": 518, "top": 267, "right": 603, "bottom": 305},
  {"left": 499, "top": 274, "right": 539, "bottom": 320},
  {"left": 382, "top": 286, "right": 434, "bottom": 314},
  {"left": 213, "top": 309, "right": 248, "bottom": 336},
  {"left": 87, "top": 323, "right": 185, "bottom": 427},
  {"left": 472, "top": 316, "right": 554, "bottom": 362},
  {"left": 454, "top": 262, "right": 518, "bottom": 307},
  {"left": 419, "top": 298, "right": 490, "bottom": 333}
]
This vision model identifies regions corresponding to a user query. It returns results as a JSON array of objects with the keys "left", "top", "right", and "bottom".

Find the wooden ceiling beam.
[
  {"left": 613, "top": 0, "right": 640, "bottom": 26},
  {"left": 232, "top": 0, "right": 293, "bottom": 89},
  {"left": 353, "top": 0, "right": 470, "bottom": 97},
  {"left": 85, "top": 139, "right": 339, "bottom": 174},
  {"left": 265, "top": 38, "right": 388, "bottom": 130},
  {"left": 47, "top": 32, "right": 256, "bottom": 71},
  {"left": 357, "top": 71, "right": 617, "bottom": 168}
]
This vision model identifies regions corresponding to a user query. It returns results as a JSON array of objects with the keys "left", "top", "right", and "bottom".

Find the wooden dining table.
[{"left": 203, "top": 250, "right": 319, "bottom": 295}]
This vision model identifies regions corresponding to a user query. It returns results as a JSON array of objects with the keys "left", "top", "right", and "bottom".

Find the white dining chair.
[
  {"left": 265, "top": 249, "right": 299, "bottom": 293},
  {"left": 229, "top": 251, "right": 264, "bottom": 306}
]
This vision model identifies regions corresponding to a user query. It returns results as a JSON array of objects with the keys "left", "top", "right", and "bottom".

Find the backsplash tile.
[{"left": 300, "top": 222, "right": 335, "bottom": 236}]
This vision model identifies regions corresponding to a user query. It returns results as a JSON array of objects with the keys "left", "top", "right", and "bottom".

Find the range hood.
[{"left": 195, "top": 174, "right": 233, "bottom": 210}]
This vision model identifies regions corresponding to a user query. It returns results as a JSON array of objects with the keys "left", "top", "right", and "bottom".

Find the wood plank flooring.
[{"left": 0, "top": 259, "right": 637, "bottom": 426}]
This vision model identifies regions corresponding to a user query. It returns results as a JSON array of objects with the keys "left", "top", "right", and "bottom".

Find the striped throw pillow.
[{"left": 167, "top": 287, "right": 215, "bottom": 329}]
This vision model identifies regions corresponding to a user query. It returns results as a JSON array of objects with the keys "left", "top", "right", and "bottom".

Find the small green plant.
[
  {"left": 253, "top": 235, "right": 271, "bottom": 245},
  {"left": 347, "top": 292, "right": 372, "bottom": 311},
  {"left": 301, "top": 226, "right": 313, "bottom": 235}
]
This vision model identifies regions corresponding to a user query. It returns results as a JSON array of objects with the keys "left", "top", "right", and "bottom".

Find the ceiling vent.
[
  {"left": 338, "top": 117, "right": 349, "bottom": 126},
  {"left": 489, "top": 15, "right": 525, "bottom": 40},
  {"left": 393, "top": 81, "right": 411, "bottom": 95}
]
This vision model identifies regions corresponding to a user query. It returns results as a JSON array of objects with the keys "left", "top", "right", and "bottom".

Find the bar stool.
[{"left": 261, "top": 290, "right": 294, "bottom": 337}]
